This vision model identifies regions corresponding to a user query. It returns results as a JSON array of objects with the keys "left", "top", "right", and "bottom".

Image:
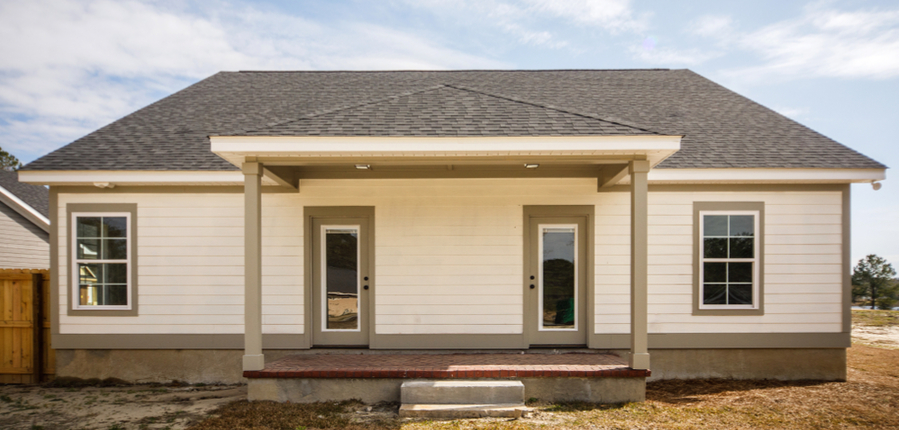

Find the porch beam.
[
  {"left": 629, "top": 159, "right": 650, "bottom": 370},
  {"left": 243, "top": 162, "right": 265, "bottom": 371},
  {"left": 263, "top": 166, "right": 298, "bottom": 191},
  {"left": 597, "top": 164, "right": 630, "bottom": 191}
]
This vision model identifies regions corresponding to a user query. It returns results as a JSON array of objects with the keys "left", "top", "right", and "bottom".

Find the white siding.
[
  {"left": 57, "top": 180, "right": 845, "bottom": 337},
  {"left": 594, "top": 190, "right": 844, "bottom": 335},
  {"left": 0, "top": 201, "right": 49, "bottom": 269},
  {"left": 57, "top": 193, "right": 304, "bottom": 335}
]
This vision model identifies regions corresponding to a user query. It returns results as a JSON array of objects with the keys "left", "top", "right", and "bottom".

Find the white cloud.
[
  {"left": 690, "top": 15, "right": 734, "bottom": 38},
  {"left": 724, "top": 4, "right": 899, "bottom": 81},
  {"left": 524, "top": 0, "right": 646, "bottom": 33},
  {"left": 0, "top": 0, "right": 506, "bottom": 162}
]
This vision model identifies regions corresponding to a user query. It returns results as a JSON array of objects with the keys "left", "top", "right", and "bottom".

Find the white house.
[{"left": 19, "top": 70, "right": 885, "bottom": 402}]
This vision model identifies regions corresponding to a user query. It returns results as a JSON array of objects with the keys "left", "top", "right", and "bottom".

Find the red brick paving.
[{"left": 243, "top": 352, "right": 650, "bottom": 379}]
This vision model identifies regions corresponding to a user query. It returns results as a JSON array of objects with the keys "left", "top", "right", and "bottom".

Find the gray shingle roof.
[
  {"left": 239, "top": 84, "right": 656, "bottom": 137},
  {"left": 23, "top": 69, "right": 885, "bottom": 171},
  {"left": 0, "top": 170, "right": 49, "bottom": 217}
]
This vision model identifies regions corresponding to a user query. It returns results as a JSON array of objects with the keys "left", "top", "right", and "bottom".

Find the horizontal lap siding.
[
  {"left": 299, "top": 178, "right": 598, "bottom": 335},
  {"left": 57, "top": 193, "right": 303, "bottom": 335},
  {"left": 0, "top": 202, "right": 49, "bottom": 269},
  {"left": 595, "top": 190, "right": 844, "bottom": 334},
  {"left": 57, "top": 182, "right": 845, "bottom": 339}
]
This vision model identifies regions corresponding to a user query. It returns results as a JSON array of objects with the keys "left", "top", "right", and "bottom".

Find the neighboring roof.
[
  {"left": 23, "top": 69, "right": 885, "bottom": 171},
  {"left": 0, "top": 170, "right": 49, "bottom": 217}
]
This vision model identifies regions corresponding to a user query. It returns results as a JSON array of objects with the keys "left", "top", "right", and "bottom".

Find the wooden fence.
[{"left": 0, "top": 269, "right": 54, "bottom": 384}]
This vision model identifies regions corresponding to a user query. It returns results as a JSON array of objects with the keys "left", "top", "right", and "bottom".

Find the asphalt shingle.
[
  {"left": 0, "top": 170, "right": 49, "bottom": 217},
  {"left": 22, "top": 69, "right": 886, "bottom": 171}
]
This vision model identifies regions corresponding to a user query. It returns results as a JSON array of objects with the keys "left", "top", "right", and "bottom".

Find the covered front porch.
[{"left": 208, "top": 133, "right": 682, "bottom": 402}]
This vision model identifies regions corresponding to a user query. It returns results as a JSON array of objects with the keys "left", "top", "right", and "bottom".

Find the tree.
[
  {"left": 852, "top": 254, "right": 897, "bottom": 310},
  {"left": 0, "top": 147, "right": 22, "bottom": 171}
]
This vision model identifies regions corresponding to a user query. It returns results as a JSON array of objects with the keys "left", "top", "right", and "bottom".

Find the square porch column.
[
  {"left": 629, "top": 160, "right": 650, "bottom": 370},
  {"left": 243, "top": 162, "right": 265, "bottom": 371}
]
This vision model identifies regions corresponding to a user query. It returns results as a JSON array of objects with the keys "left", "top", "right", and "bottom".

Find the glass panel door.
[
  {"left": 526, "top": 214, "right": 587, "bottom": 346},
  {"left": 310, "top": 213, "right": 370, "bottom": 347}
]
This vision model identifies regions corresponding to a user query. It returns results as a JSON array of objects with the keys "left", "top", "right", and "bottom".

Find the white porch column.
[
  {"left": 629, "top": 160, "right": 650, "bottom": 370},
  {"left": 243, "top": 162, "right": 265, "bottom": 371}
]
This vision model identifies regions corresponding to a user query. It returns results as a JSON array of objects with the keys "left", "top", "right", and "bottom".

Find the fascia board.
[
  {"left": 18, "top": 170, "right": 281, "bottom": 186},
  {"left": 0, "top": 185, "right": 50, "bottom": 231},
  {"left": 209, "top": 135, "right": 683, "bottom": 154},
  {"left": 648, "top": 168, "right": 886, "bottom": 184}
]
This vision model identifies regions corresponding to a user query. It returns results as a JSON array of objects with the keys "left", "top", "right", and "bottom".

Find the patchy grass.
[
  {"left": 187, "top": 344, "right": 898, "bottom": 430},
  {"left": 853, "top": 309, "right": 899, "bottom": 327}
]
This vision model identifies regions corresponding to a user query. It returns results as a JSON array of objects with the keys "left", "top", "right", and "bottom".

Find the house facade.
[{"left": 19, "top": 70, "right": 885, "bottom": 385}]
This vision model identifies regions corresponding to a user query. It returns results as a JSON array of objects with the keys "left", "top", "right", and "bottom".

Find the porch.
[{"left": 244, "top": 350, "right": 650, "bottom": 404}]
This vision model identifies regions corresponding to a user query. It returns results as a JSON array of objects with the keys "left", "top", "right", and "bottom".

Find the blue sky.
[{"left": 0, "top": 0, "right": 897, "bottom": 268}]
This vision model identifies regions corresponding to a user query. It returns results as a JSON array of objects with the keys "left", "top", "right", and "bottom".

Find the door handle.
[
  {"left": 363, "top": 285, "right": 369, "bottom": 290},
  {"left": 530, "top": 284, "right": 535, "bottom": 289}
]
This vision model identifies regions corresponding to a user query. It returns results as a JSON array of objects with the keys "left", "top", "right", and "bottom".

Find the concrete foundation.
[
  {"left": 56, "top": 347, "right": 847, "bottom": 385},
  {"left": 627, "top": 348, "right": 847, "bottom": 381},
  {"left": 248, "top": 376, "right": 645, "bottom": 403},
  {"left": 54, "top": 349, "right": 300, "bottom": 384}
]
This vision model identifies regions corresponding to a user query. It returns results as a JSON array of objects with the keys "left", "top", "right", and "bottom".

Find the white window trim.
[
  {"left": 70, "top": 211, "right": 132, "bottom": 311},
  {"left": 698, "top": 210, "right": 760, "bottom": 310},
  {"left": 537, "top": 223, "right": 579, "bottom": 332},
  {"left": 320, "top": 224, "right": 362, "bottom": 333}
]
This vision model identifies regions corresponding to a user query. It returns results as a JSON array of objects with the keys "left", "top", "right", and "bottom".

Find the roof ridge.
[
  {"left": 229, "top": 84, "right": 448, "bottom": 135},
  {"left": 233, "top": 69, "right": 673, "bottom": 74},
  {"left": 442, "top": 83, "right": 660, "bottom": 135}
]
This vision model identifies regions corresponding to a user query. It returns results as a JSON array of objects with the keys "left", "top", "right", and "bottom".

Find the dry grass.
[
  {"left": 188, "top": 344, "right": 898, "bottom": 430},
  {"left": 852, "top": 309, "right": 899, "bottom": 327}
]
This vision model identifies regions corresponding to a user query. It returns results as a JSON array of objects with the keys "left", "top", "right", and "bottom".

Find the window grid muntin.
[
  {"left": 71, "top": 212, "right": 131, "bottom": 310},
  {"left": 699, "top": 211, "right": 759, "bottom": 309}
]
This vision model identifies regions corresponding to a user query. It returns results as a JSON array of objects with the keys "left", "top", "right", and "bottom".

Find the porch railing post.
[
  {"left": 629, "top": 160, "right": 650, "bottom": 370},
  {"left": 243, "top": 162, "right": 265, "bottom": 371}
]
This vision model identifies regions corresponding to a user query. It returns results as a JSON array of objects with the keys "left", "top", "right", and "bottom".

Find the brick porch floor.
[{"left": 243, "top": 352, "right": 650, "bottom": 379}]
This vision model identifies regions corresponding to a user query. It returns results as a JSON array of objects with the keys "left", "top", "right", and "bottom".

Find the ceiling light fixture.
[
  {"left": 355, "top": 164, "right": 371, "bottom": 170},
  {"left": 524, "top": 164, "right": 539, "bottom": 169}
]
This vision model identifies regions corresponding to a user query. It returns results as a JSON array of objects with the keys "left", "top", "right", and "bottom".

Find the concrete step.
[
  {"left": 401, "top": 380, "right": 525, "bottom": 405},
  {"left": 399, "top": 403, "right": 530, "bottom": 419}
]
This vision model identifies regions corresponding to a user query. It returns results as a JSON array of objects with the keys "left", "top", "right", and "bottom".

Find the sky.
[{"left": 0, "top": 0, "right": 897, "bottom": 268}]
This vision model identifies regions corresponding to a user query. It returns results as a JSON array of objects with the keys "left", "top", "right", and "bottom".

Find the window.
[
  {"left": 693, "top": 202, "right": 764, "bottom": 315},
  {"left": 67, "top": 204, "right": 138, "bottom": 316}
]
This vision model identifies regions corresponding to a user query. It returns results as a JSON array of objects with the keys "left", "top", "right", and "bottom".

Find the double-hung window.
[
  {"left": 693, "top": 202, "right": 764, "bottom": 315},
  {"left": 69, "top": 206, "right": 135, "bottom": 313}
]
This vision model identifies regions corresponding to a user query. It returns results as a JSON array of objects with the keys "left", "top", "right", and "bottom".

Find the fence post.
[{"left": 32, "top": 273, "right": 43, "bottom": 384}]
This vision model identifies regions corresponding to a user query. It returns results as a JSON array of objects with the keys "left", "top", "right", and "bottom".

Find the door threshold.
[
  {"left": 311, "top": 345, "right": 370, "bottom": 349},
  {"left": 528, "top": 344, "right": 588, "bottom": 349}
]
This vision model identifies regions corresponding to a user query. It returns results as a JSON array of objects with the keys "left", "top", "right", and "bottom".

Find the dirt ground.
[
  {"left": 1, "top": 316, "right": 896, "bottom": 430},
  {"left": 0, "top": 384, "right": 245, "bottom": 430}
]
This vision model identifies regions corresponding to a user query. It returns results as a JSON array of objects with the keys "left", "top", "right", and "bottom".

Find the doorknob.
[
  {"left": 530, "top": 284, "right": 535, "bottom": 289},
  {"left": 364, "top": 285, "right": 369, "bottom": 290}
]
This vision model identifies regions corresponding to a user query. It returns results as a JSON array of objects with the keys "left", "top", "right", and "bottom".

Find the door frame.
[
  {"left": 523, "top": 205, "right": 594, "bottom": 347},
  {"left": 304, "top": 206, "right": 375, "bottom": 347}
]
